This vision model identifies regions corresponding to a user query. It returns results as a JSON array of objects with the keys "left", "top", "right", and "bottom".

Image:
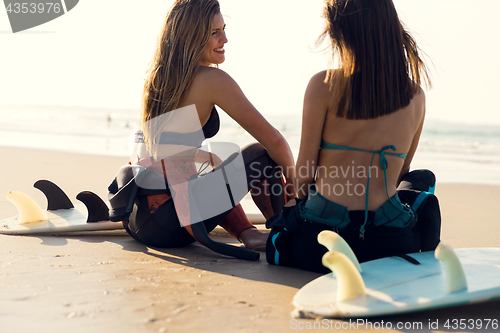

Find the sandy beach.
[{"left": 1, "top": 146, "right": 499, "bottom": 333}]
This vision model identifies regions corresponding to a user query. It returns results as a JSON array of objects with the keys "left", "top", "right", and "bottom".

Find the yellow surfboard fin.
[
  {"left": 318, "top": 230, "right": 362, "bottom": 272},
  {"left": 322, "top": 251, "right": 367, "bottom": 302},
  {"left": 435, "top": 243, "right": 468, "bottom": 294},
  {"left": 5, "top": 191, "right": 48, "bottom": 224}
]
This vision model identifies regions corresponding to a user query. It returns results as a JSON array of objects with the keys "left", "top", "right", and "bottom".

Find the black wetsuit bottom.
[
  {"left": 266, "top": 169, "right": 441, "bottom": 273},
  {"left": 124, "top": 142, "right": 285, "bottom": 248}
]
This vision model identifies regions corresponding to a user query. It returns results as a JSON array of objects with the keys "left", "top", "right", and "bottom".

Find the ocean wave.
[{"left": 1, "top": 104, "right": 499, "bottom": 184}]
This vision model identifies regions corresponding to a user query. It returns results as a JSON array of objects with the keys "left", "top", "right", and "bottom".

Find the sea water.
[{"left": 1, "top": 104, "right": 499, "bottom": 185}]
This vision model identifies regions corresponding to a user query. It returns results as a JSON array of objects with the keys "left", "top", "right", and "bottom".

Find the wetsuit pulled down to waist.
[
  {"left": 299, "top": 189, "right": 414, "bottom": 230},
  {"left": 266, "top": 169, "right": 441, "bottom": 273}
]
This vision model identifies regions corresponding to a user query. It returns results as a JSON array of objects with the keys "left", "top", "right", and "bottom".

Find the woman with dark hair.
[
  {"left": 109, "top": 0, "right": 295, "bottom": 259},
  {"left": 266, "top": 0, "right": 441, "bottom": 272}
]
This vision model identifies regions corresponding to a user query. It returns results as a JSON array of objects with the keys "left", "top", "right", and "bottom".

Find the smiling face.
[{"left": 199, "top": 13, "right": 227, "bottom": 67}]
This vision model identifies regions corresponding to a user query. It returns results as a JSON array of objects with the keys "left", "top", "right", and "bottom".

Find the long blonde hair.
[{"left": 141, "top": 0, "right": 220, "bottom": 148}]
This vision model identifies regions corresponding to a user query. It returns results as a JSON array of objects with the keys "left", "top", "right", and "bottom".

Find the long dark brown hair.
[
  {"left": 141, "top": 0, "right": 220, "bottom": 149},
  {"left": 318, "top": 0, "right": 431, "bottom": 119}
]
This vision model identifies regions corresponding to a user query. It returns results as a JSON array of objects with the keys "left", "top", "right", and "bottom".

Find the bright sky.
[{"left": 1, "top": 0, "right": 499, "bottom": 125}]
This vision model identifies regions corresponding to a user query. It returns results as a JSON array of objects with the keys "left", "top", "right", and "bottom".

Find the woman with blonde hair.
[
  {"left": 266, "top": 0, "right": 441, "bottom": 272},
  {"left": 109, "top": 0, "right": 295, "bottom": 260}
]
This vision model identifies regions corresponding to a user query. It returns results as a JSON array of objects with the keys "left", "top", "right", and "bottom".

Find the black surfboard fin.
[
  {"left": 76, "top": 191, "right": 110, "bottom": 223},
  {"left": 34, "top": 180, "right": 74, "bottom": 210}
]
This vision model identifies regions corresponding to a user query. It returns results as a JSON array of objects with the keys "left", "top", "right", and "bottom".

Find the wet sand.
[{"left": 1, "top": 146, "right": 499, "bottom": 332}]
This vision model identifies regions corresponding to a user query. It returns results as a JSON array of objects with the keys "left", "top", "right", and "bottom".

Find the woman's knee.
[
  {"left": 241, "top": 142, "right": 268, "bottom": 163},
  {"left": 242, "top": 143, "right": 274, "bottom": 181}
]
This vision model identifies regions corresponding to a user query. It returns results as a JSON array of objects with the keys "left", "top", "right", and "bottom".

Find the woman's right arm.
[{"left": 205, "top": 68, "right": 296, "bottom": 186}]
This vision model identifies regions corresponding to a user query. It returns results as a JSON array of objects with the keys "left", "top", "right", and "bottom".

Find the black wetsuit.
[{"left": 266, "top": 164, "right": 441, "bottom": 273}]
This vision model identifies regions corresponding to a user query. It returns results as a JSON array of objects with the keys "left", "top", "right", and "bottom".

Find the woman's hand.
[{"left": 284, "top": 178, "right": 297, "bottom": 201}]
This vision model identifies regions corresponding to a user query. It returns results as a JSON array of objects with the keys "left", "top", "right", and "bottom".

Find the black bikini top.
[
  {"left": 201, "top": 106, "right": 220, "bottom": 139},
  {"left": 135, "top": 107, "right": 220, "bottom": 147}
]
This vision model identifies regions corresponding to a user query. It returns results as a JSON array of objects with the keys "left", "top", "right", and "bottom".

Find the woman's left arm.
[
  {"left": 207, "top": 69, "right": 296, "bottom": 187},
  {"left": 295, "top": 71, "right": 330, "bottom": 199},
  {"left": 398, "top": 89, "right": 426, "bottom": 183}
]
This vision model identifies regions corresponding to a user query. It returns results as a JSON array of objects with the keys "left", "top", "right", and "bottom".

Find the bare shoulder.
[
  {"left": 304, "top": 70, "right": 330, "bottom": 103},
  {"left": 412, "top": 86, "right": 426, "bottom": 116},
  {"left": 189, "top": 67, "right": 240, "bottom": 106},
  {"left": 195, "top": 66, "right": 237, "bottom": 87},
  {"left": 403, "top": 86, "right": 426, "bottom": 133},
  {"left": 307, "top": 70, "right": 330, "bottom": 91},
  {"left": 414, "top": 85, "right": 426, "bottom": 101}
]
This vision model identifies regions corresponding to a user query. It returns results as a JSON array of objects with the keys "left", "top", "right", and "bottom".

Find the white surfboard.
[
  {"left": 0, "top": 202, "right": 123, "bottom": 234},
  {"left": 1, "top": 180, "right": 122, "bottom": 235},
  {"left": 1, "top": 180, "right": 265, "bottom": 235},
  {"left": 293, "top": 231, "right": 500, "bottom": 318}
]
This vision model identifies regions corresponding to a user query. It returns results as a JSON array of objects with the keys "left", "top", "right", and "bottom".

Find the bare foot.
[{"left": 239, "top": 228, "right": 269, "bottom": 252}]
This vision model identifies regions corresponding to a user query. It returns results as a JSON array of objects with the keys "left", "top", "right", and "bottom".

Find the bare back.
[{"left": 295, "top": 70, "right": 425, "bottom": 211}]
